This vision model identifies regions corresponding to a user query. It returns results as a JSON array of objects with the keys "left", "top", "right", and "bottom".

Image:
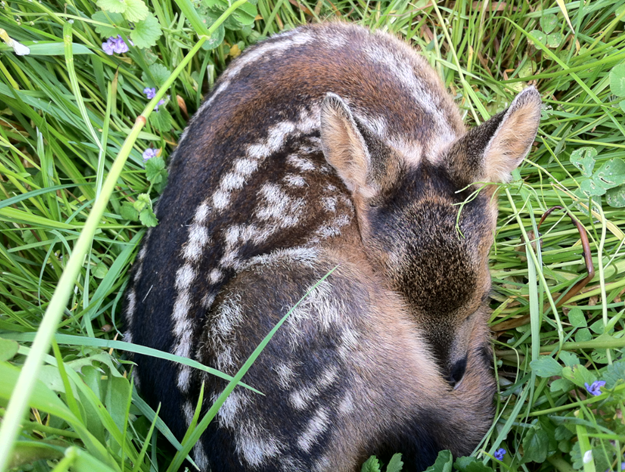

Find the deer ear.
[
  {"left": 447, "top": 87, "right": 542, "bottom": 184},
  {"left": 320, "top": 93, "right": 377, "bottom": 199}
]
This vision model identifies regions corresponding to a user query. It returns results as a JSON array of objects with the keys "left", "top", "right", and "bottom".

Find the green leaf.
[
  {"left": 124, "top": 0, "right": 149, "bottom": 22},
  {"left": 97, "top": 0, "right": 127, "bottom": 14},
  {"left": 579, "top": 177, "right": 606, "bottom": 196},
  {"left": 559, "top": 351, "right": 579, "bottom": 367},
  {"left": 361, "top": 455, "right": 381, "bottom": 472},
  {"left": 540, "top": 13, "right": 558, "bottom": 33},
  {"left": 522, "top": 424, "right": 549, "bottom": 463},
  {"left": 589, "top": 319, "right": 604, "bottom": 334},
  {"left": 575, "top": 327, "right": 592, "bottom": 342},
  {"left": 547, "top": 32, "right": 564, "bottom": 48},
  {"left": 92, "top": 11, "right": 125, "bottom": 38},
  {"left": 550, "top": 378, "right": 573, "bottom": 393},
  {"left": 133, "top": 193, "right": 152, "bottom": 213},
  {"left": 569, "top": 147, "right": 597, "bottom": 177},
  {"left": 231, "top": 1, "right": 257, "bottom": 26},
  {"left": 606, "top": 184, "right": 625, "bottom": 207},
  {"left": 603, "top": 360, "right": 625, "bottom": 388},
  {"left": 150, "top": 107, "right": 173, "bottom": 132},
  {"left": 619, "top": 99, "right": 625, "bottom": 113},
  {"left": 561, "top": 364, "right": 596, "bottom": 388},
  {"left": 530, "top": 356, "right": 562, "bottom": 377},
  {"left": 0, "top": 338, "right": 19, "bottom": 362},
  {"left": 530, "top": 30, "right": 547, "bottom": 46},
  {"left": 199, "top": 14, "right": 226, "bottom": 50},
  {"left": 554, "top": 425, "right": 574, "bottom": 442},
  {"left": 8, "top": 442, "right": 65, "bottom": 469},
  {"left": 140, "top": 208, "right": 158, "bottom": 227},
  {"left": 609, "top": 63, "right": 625, "bottom": 97},
  {"left": 131, "top": 13, "right": 162, "bottom": 48},
  {"left": 594, "top": 158, "right": 625, "bottom": 189},
  {"left": 453, "top": 456, "right": 493, "bottom": 472},
  {"left": 145, "top": 156, "right": 166, "bottom": 184},
  {"left": 386, "top": 454, "right": 404, "bottom": 472},
  {"left": 105, "top": 375, "right": 131, "bottom": 431},
  {"left": 93, "top": 262, "right": 108, "bottom": 279},
  {"left": 568, "top": 307, "right": 587, "bottom": 328},
  {"left": 141, "top": 63, "right": 171, "bottom": 88},
  {"left": 120, "top": 203, "right": 139, "bottom": 221},
  {"left": 425, "top": 450, "right": 453, "bottom": 472}
]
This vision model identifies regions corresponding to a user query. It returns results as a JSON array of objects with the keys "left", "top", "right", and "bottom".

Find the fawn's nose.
[{"left": 448, "top": 354, "right": 468, "bottom": 388}]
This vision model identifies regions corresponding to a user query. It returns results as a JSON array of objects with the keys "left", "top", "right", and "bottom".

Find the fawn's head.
[{"left": 320, "top": 88, "right": 541, "bottom": 386}]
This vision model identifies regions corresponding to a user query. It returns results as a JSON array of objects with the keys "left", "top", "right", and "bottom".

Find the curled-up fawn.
[{"left": 124, "top": 22, "right": 541, "bottom": 472}]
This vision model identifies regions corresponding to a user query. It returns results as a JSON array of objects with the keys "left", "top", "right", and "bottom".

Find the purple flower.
[
  {"left": 585, "top": 380, "right": 606, "bottom": 397},
  {"left": 143, "top": 148, "right": 159, "bottom": 161},
  {"left": 102, "top": 35, "right": 130, "bottom": 55},
  {"left": 102, "top": 38, "right": 115, "bottom": 55},
  {"left": 142, "top": 88, "right": 167, "bottom": 111},
  {"left": 494, "top": 448, "right": 506, "bottom": 461},
  {"left": 113, "top": 35, "right": 129, "bottom": 54},
  {"left": 154, "top": 98, "right": 166, "bottom": 111},
  {"left": 143, "top": 87, "right": 156, "bottom": 99}
]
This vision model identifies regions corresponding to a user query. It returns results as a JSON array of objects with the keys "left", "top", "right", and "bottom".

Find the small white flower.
[{"left": 583, "top": 450, "right": 593, "bottom": 464}]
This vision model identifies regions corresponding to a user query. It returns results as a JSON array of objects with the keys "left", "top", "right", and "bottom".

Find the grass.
[{"left": 1, "top": 0, "right": 625, "bottom": 471}]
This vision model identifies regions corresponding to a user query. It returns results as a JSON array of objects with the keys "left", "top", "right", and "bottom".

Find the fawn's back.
[{"left": 125, "top": 22, "right": 541, "bottom": 471}]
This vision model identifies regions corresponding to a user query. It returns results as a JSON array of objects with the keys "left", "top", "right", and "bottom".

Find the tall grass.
[{"left": 1, "top": 0, "right": 624, "bottom": 471}]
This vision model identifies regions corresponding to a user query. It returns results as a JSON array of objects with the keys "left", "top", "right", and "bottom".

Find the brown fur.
[{"left": 124, "top": 21, "right": 542, "bottom": 472}]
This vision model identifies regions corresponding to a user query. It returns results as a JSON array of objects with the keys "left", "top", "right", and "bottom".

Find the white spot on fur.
[
  {"left": 256, "top": 183, "right": 304, "bottom": 227},
  {"left": 314, "top": 213, "right": 352, "bottom": 239},
  {"left": 242, "top": 247, "right": 319, "bottom": 271},
  {"left": 126, "top": 291, "right": 136, "bottom": 317},
  {"left": 175, "top": 263, "right": 195, "bottom": 290},
  {"left": 193, "top": 441, "right": 210, "bottom": 471},
  {"left": 275, "top": 363, "right": 296, "bottom": 389},
  {"left": 290, "top": 385, "right": 319, "bottom": 410},
  {"left": 218, "top": 390, "right": 249, "bottom": 429},
  {"left": 201, "top": 291, "right": 216, "bottom": 309},
  {"left": 133, "top": 264, "right": 142, "bottom": 282},
  {"left": 321, "top": 196, "right": 337, "bottom": 213},
  {"left": 212, "top": 295, "right": 243, "bottom": 338},
  {"left": 194, "top": 202, "right": 211, "bottom": 223},
  {"left": 248, "top": 143, "right": 271, "bottom": 159},
  {"left": 213, "top": 189, "right": 230, "bottom": 210},
  {"left": 183, "top": 224, "right": 210, "bottom": 261},
  {"left": 298, "top": 407, "right": 330, "bottom": 452},
  {"left": 338, "top": 391, "right": 355, "bottom": 414},
  {"left": 183, "top": 400, "right": 195, "bottom": 429},
  {"left": 317, "top": 366, "right": 339, "bottom": 389},
  {"left": 236, "top": 423, "right": 284, "bottom": 467},
  {"left": 216, "top": 345, "right": 235, "bottom": 371},
  {"left": 235, "top": 158, "right": 259, "bottom": 176},
  {"left": 123, "top": 330, "right": 132, "bottom": 344},
  {"left": 209, "top": 268, "right": 223, "bottom": 284},
  {"left": 172, "top": 292, "right": 191, "bottom": 326},
  {"left": 221, "top": 171, "right": 246, "bottom": 191},
  {"left": 287, "top": 155, "right": 315, "bottom": 172},
  {"left": 283, "top": 174, "right": 306, "bottom": 187},
  {"left": 177, "top": 366, "right": 192, "bottom": 391}
]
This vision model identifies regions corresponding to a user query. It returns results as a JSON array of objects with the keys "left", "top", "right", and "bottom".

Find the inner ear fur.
[
  {"left": 320, "top": 93, "right": 400, "bottom": 199},
  {"left": 446, "top": 86, "right": 542, "bottom": 185}
]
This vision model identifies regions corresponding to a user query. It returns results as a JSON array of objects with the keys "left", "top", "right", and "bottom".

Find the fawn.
[{"left": 124, "top": 21, "right": 541, "bottom": 471}]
